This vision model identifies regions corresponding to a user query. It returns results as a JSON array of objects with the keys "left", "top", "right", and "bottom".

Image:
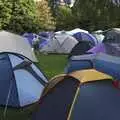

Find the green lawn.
[
  {"left": 0, "top": 54, "right": 68, "bottom": 120},
  {"left": 36, "top": 54, "right": 68, "bottom": 79}
]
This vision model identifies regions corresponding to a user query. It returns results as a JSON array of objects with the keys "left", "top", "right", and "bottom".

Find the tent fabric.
[
  {"left": 40, "top": 34, "right": 78, "bottom": 53},
  {"left": 66, "top": 28, "right": 89, "bottom": 35},
  {"left": 72, "top": 32, "right": 97, "bottom": 45},
  {"left": 32, "top": 76, "right": 79, "bottom": 120},
  {"left": 0, "top": 31, "right": 37, "bottom": 62},
  {"left": 65, "top": 53, "right": 120, "bottom": 79},
  {"left": 32, "top": 70, "right": 115, "bottom": 120},
  {"left": 43, "top": 74, "right": 67, "bottom": 96},
  {"left": 68, "top": 40, "right": 93, "bottom": 58},
  {"left": 0, "top": 52, "right": 47, "bottom": 107},
  {"left": 103, "top": 28, "right": 120, "bottom": 43},
  {"left": 71, "top": 80, "right": 120, "bottom": 120},
  {"left": 92, "top": 30, "right": 104, "bottom": 44},
  {"left": 69, "top": 69, "right": 113, "bottom": 83},
  {"left": 43, "top": 69, "right": 112, "bottom": 96},
  {"left": 87, "top": 43, "right": 120, "bottom": 57},
  {"left": 64, "top": 59, "right": 93, "bottom": 73}
]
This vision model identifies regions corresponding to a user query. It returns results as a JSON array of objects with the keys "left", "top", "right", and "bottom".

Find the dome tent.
[
  {"left": 66, "top": 29, "right": 97, "bottom": 45},
  {"left": 0, "top": 52, "right": 48, "bottom": 108},
  {"left": 68, "top": 40, "right": 93, "bottom": 58},
  {"left": 65, "top": 52, "right": 120, "bottom": 80},
  {"left": 103, "top": 28, "right": 120, "bottom": 43},
  {"left": 31, "top": 69, "right": 120, "bottom": 120},
  {"left": 0, "top": 31, "right": 37, "bottom": 62},
  {"left": 40, "top": 34, "right": 78, "bottom": 54}
]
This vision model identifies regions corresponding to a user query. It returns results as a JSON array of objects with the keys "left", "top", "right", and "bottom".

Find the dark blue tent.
[
  {"left": 0, "top": 52, "right": 48, "bottom": 108},
  {"left": 32, "top": 70, "right": 120, "bottom": 120},
  {"left": 72, "top": 32, "right": 98, "bottom": 45}
]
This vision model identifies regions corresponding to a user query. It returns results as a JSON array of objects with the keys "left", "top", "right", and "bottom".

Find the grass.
[
  {"left": 36, "top": 53, "right": 68, "bottom": 79},
  {"left": 0, "top": 53, "right": 68, "bottom": 120}
]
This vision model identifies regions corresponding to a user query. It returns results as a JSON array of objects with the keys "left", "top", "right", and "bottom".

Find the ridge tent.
[
  {"left": 0, "top": 31, "right": 37, "bottom": 62},
  {"left": 65, "top": 53, "right": 120, "bottom": 80},
  {"left": 68, "top": 40, "right": 93, "bottom": 58},
  {"left": 0, "top": 52, "right": 48, "bottom": 108},
  {"left": 32, "top": 69, "right": 120, "bottom": 120},
  {"left": 40, "top": 34, "right": 78, "bottom": 54}
]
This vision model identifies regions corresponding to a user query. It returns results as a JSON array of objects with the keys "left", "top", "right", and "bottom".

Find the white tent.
[
  {"left": 40, "top": 34, "right": 78, "bottom": 54},
  {"left": 0, "top": 31, "right": 37, "bottom": 62},
  {"left": 92, "top": 30, "right": 105, "bottom": 43},
  {"left": 66, "top": 28, "right": 89, "bottom": 35}
]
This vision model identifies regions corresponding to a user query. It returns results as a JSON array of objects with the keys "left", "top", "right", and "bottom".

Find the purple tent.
[
  {"left": 87, "top": 43, "right": 106, "bottom": 54},
  {"left": 87, "top": 43, "right": 120, "bottom": 57}
]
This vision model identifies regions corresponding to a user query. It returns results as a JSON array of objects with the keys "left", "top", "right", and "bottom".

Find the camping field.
[
  {"left": 0, "top": 54, "right": 68, "bottom": 120},
  {"left": 36, "top": 53, "right": 68, "bottom": 79}
]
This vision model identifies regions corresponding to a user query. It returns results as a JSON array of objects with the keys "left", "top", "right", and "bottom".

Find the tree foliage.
[
  {"left": 0, "top": 0, "right": 55, "bottom": 34},
  {"left": 0, "top": 1, "right": 12, "bottom": 29},
  {"left": 55, "top": 6, "right": 76, "bottom": 31},
  {"left": 36, "top": 0, "right": 55, "bottom": 30},
  {"left": 6, "top": 0, "right": 40, "bottom": 34},
  {"left": 72, "top": 0, "right": 120, "bottom": 31}
]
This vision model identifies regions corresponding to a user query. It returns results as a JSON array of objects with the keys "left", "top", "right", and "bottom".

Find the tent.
[
  {"left": 87, "top": 43, "right": 120, "bottom": 57},
  {"left": 32, "top": 69, "right": 120, "bottom": 120},
  {"left": 0, "top": 52, "right": 48, "bottom": 108},
  {"left": 0, "top": 31, "right": 37, "bottom": 62},
  {"left": 66, "top": 28, "right": 89, "bottom": 35},
  {"left": 103, "top": 28, "right": 120, "bottom": 43},
  {"left": 68, "top": 40, "right": 93, "bottom": 58},
  {"left": 65, "top": 52, "right": 120, "bottom": 80},
  {"left": 72, "top": 32, "right": 97, "bottom": 45},
  {"left": 40, "top": 34, "right": 78, "bottom": 54},
  {"left": 92, "top": 30, "right": 104, "bottom": 43},
  {"left": 66, "top": 29, "right": 97, "bottom": 45},
  {"left": 23, "top": 33, "right": 47, "bottom": 49}
]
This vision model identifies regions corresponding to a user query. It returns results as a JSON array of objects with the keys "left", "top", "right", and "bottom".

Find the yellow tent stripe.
[{"left": 67, "top": 87, "right": 80, "bottom": 120}]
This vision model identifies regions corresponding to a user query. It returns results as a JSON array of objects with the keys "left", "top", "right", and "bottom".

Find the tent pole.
[{"left": 3, "top": 80, "right": 13, "bottom": 119}]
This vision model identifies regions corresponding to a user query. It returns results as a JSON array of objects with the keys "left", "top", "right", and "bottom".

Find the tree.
[
  {"left": 5, "top": 0, "right": 41, "bottom": 34},
  {"left": 36, "top": 0, "right": 55, "bottom": 30},
  {"left": 0, "top": 1, "right": 12, "bottom": 29},
  {"left": 72, "top": 0, "right": 120, "bottom": 31},
  {"left": 55, "top": 6, "right": 76, "bottom": 30}
]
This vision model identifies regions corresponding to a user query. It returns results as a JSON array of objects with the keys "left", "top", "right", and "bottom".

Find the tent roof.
[
  {"left": 0, "top": 31, "right": 37, "bottom": 62},
  {"left": 66, "top": 28, "right": 88, "bottom": 35},
  {"left": 69, "top": 69, "right": 113, "bottom": 83},
  {"left": 71, "top": 80, "right": 120, "bottom": 120},
  {"left": 32, "top": 70, "right": 115, "bottom": 120}
]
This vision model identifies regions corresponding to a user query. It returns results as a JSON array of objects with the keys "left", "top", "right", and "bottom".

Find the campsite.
[{"left": 1, "top": 0, "right": 120, "bottom": 120}]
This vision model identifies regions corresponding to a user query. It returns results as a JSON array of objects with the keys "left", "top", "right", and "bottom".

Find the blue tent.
[
  {"left": 0, "top": 52, "right": 48, "bottom": 108},
  {"left": 65, "top": 52, "right": 120, "bottom": 80},
  {"left": 23, "top": 33, "right": 36, "bottom": 46},
  {"left": 72, "top": 32, "right": 98, "bottom": 45},
  {"left": 32, "top": 70, "right": 120, "bottom": 120},
  {"left": 23, "top": 33, "right": 49, "bottom": 49}
]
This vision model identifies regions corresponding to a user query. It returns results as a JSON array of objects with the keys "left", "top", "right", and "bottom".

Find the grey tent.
[
  {"left": 103, "top": 28, "right": 120, "bottom": 43},
  {"left": 0, "top": 31, "right": 37, "bottom": 62},
  {"left": 40, "top": 33, "right": 78, "bottom": 54}
]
